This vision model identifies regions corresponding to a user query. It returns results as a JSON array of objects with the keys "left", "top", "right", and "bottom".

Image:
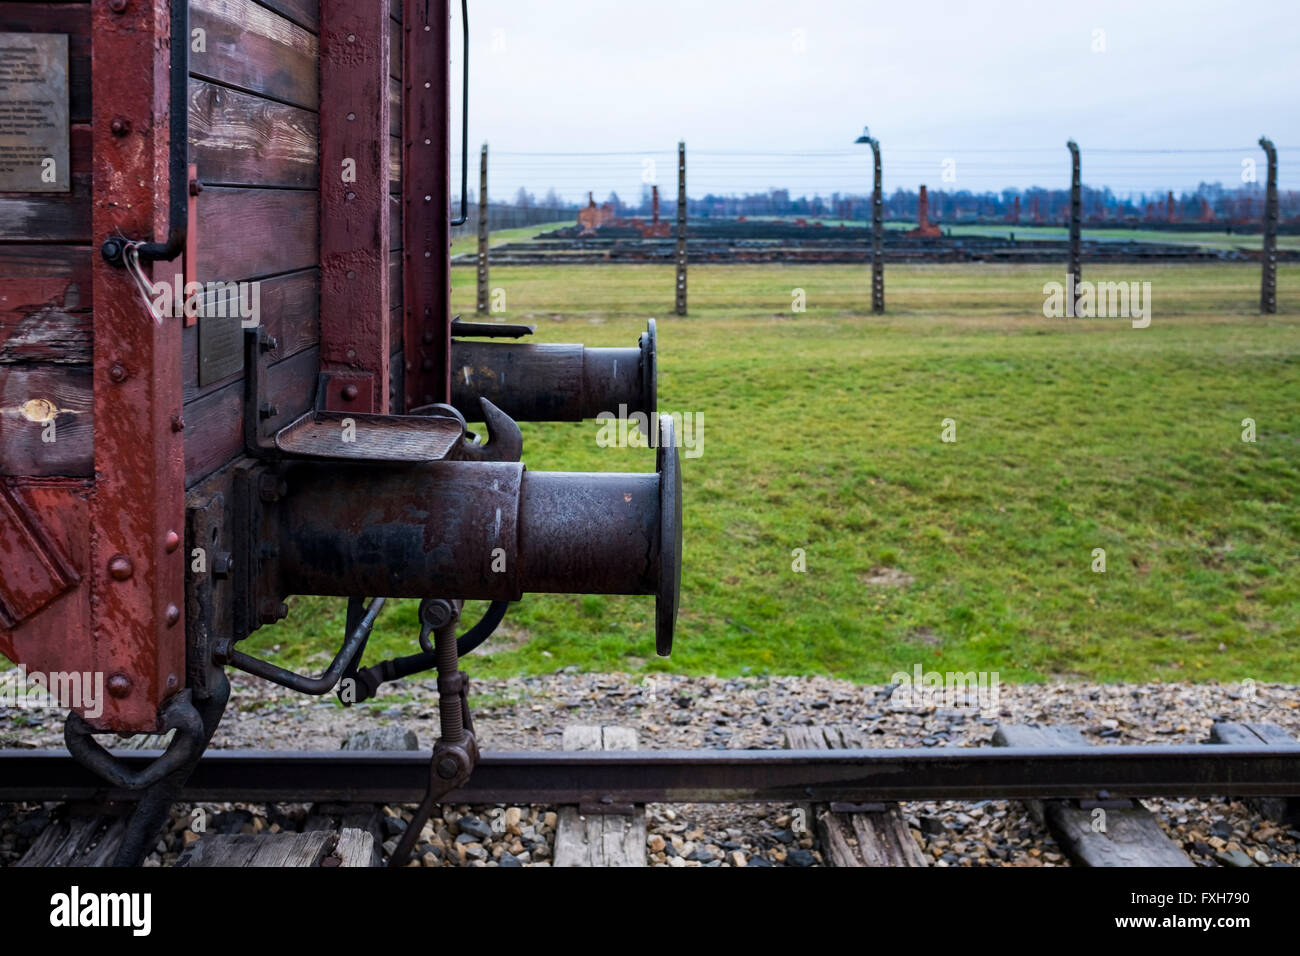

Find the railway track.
[
  {"left": 5, "top": 742, "right": 1300, "bottom": 805},
  {"left": 5, "top": 722, "right": 1298, "bottom": 867}
]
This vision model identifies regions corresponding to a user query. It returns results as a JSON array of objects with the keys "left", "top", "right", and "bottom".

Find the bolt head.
[
  {"left": 420, "top": 600, "right": 455, "bottom": 630},
  {"left": 436, "top": 756, "right": 460, "bottom": 779},
  {"left": 107, "top": 674, "right": 132, "bottom": 698},
  {"left": 259, "top": 474, "right": 282, "bottom": 502},
  {"left": 108, "top": 555, "right": 133, "bottom": 581},
  {"left": 259, "top": 600, "right": 288, "bottom": 625}
]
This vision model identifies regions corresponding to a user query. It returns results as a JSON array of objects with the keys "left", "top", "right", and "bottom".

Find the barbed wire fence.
[
  {"left": 453, "top": 143, "right": 1288, "bottom": 316},
  {"left": 457, "top": 145, "right": 1298, "bottom": 226},
  {"left": 449, "top": 201, "right": 573, "bottom": 240}
]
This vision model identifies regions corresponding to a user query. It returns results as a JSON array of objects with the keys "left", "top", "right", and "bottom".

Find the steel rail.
[{"left": 2, "top": 746, "right": 1299, "bottom": 805}]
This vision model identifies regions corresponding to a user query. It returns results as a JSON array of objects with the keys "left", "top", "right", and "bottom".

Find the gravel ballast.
[{"left": 2, "top": 672, "right": 1297, "bottom": 867}]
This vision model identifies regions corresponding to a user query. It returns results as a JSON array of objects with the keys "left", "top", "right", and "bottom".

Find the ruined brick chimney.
[{"left": 908, "top": 185, "right": 942, "bottom": 237}]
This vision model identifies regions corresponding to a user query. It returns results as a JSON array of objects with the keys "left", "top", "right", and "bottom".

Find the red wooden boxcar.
[{"left": 0, "top": 0, "right": 678, "bottom": 861}]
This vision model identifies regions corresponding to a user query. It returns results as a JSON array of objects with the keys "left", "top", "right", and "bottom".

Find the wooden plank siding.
[
  {"left": 193, "top": 188, "right": 318, "bottom": 281},
  {"left": 189, "top": 80, "right": 318, "bottom": 189},
  {"left": 0, "top": 247, "right": 91, "bottom": 364},
  {"left": 258, "top": 0, "right": 320, "bottom": 33},
  {"left": 0, "top": 366, "right": 93, "bottom": 476},
  {"left": 183, "top": 345, "right": 320, "bottom": 481},
  {"left": 189, "top": 0, "right": 319, "bottom": 111},
  {"left": 2, "top": 0, "right": 330, "bottom": 482},
  {"left": 0, "top": 3, "right": 94, "bottom": 477},
  {"left": 0, "top": 1, "right": 417, "bottom": 484},
  {"left": 180, "top": 268, "right": 320, "bottom": 403},
  {"left": 182, "top": 0, "right": 325, "bottom": 485}
]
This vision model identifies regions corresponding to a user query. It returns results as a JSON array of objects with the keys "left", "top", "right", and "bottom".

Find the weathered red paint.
[
  {"left": 402, "top": 0, "right": 452, "bottom": 410},
  {"left": 319, "top": 0, "right": 392, "bottom": 414},
  {"left": 320, "top": 368, "right": 378, "bottom": 413},
  {"left": 0, "top": 482, "right": 79, "bottom": 627},
  {"left": 87, "top": 0, "right": 187, "bottom": 730},
  {"left": 0, "top": 478, "right": 93, "bottom": 673}
]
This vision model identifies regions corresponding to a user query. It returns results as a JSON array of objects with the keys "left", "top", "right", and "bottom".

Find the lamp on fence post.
[
  {"left": 675, "top": 141, "right": 688, "bottom": 316},
  {"left": 1067, "top": 139, "right": 1082, "bottom": 317},
  {"left": 854, "top": 127, "right": 884, "bottom": 314},
  {"left": 1259, "top": 137, "right": 1278, "bottom": 315}
]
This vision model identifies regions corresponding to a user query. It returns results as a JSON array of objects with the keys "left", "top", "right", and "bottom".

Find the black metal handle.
[
  {"left": 226, "top": 598, "right": 385, "bottom": 695},
  {"left": 450, "top": 0, "right": 470, "bottom": 226},
  {"left": 101, "top": 0, "right": 189, "bottom": 267}
]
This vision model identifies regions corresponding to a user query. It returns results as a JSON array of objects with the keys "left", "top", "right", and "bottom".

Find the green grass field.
[
  {"left": 448, "top": 220, "right": 575, "bottom": 258},
  {"left": 936, "top": 222, "right": 1300, "bottom": 252},
  {"left": 246, "top": 260, "right": 1300, "bottom": 688},
  {"left": 727, "top": 218, "right": 1300, "bottom": 252}
]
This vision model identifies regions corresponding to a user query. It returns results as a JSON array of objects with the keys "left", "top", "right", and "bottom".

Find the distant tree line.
[
  {"left": 462, "top": 181, "right": 1298, "bottom": 225},
  {"left": 687, "top": 182, "right": 1298, "bottom": 223}
]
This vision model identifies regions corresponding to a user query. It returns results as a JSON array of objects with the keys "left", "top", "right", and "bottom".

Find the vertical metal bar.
[
  {"left": 90, "top": 0, "right": 186, "bottom": 730},
  {"left": 404, "top": 0, "right": 453, "bottom": 409},
  {"left": 319, "top": 0, "right": 392, "bottom": 413},
  {"left": 184, "top": 163, "right": 198, "bottom": 328},
  {"left": 1260, "top": 137, "right": 1278, "bottom": 314},
  {"left": 870, "top": 139, "right": 884, "bottom": 314},
  {"left": 675, "top": 141, "right": 687, "bottom": 316},
  {"left": 477, "top": 143, "right": 489, "bottom": 314},
  {"left": 1067, "top": 139, "right": 1082, "bottom": 316}
]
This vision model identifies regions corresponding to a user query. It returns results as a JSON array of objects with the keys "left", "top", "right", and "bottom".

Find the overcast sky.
[{"left": 456, "top": 0, "right": 1298, "bottom": 203}]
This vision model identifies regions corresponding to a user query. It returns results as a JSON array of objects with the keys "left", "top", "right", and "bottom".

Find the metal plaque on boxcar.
[{"left": 0, "top": 34, "right": 69, "bottom": 192}]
